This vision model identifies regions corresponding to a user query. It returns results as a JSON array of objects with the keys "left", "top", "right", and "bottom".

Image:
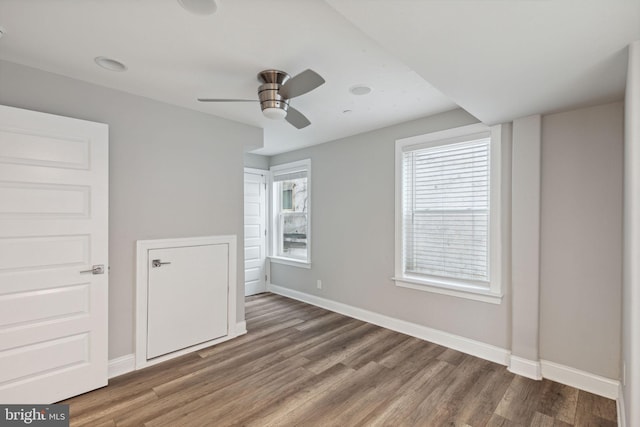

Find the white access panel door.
[
  {"left": 0, "top": 105, "right": 108, "bottom": 403},
  {"left": 244, "top": 170, "right": 266, "bottom": 296},
  {"left": 147, "top": 244, "right": 228, "bottom": 359}
]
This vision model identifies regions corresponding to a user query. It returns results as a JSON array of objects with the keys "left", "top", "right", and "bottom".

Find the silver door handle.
[
  {"left": 152, "top": 259, "right": 171, "bottom": 268},
  {"left": 80, "top": 264, "right": 105, "bottom": 275}
]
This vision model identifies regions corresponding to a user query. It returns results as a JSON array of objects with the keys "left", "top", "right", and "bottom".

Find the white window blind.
[
  {"left": 402, "top": 137, "right": 490, "bottom": 283},
  {"left": 273, "top": 170, "right": 307, "bottom": 182}
]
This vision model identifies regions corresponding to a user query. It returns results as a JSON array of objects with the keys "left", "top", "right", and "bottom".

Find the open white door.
[
  {"left": 244, "top": 169, "right": 267, "bottom": 296},
  {"left": 0, "top": 105, "right": 109, "bottom": 403}
]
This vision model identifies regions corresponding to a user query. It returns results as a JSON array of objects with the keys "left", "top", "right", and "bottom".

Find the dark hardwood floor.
[{"left": 64, "top": 293, "right": 617, "bottom": 426}]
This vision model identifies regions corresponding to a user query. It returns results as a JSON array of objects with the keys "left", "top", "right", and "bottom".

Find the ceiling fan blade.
[
  {"left": 279, "top": 69, "right": 325, "bottom": 99},
  {"left": 197, "top": 98, "right": 258, "bottom": 102},
  {"left": 285, "top": 106, "right": 311, "bottom": 129}
]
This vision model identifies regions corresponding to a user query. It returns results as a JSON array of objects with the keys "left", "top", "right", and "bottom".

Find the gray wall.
[
  {"left": 270, "top": 103, "right": 624, "bottom": 379},
  {"left": 270, "top": 109, "right": 514, "bottom": 349},
  {"left": 0, "top": 60, "right": 263, "bottom": 359},
  {"left": 244, "top": 153, "right": 270, "bottom": 170},
  {"left": 539, "top": 102, "right": 623, "bottom": 379}
]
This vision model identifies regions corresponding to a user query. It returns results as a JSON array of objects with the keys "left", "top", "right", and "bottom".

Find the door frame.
[{"left": 135, "top": 235, "right": 238, "bottom": 369}]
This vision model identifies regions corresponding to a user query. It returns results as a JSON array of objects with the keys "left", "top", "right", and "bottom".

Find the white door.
[
  {"left": 0, "top": 105, "right": 108, "bottom": 403},
  {"left": 147, "top": 244, "right": 228, "bottom": 359},
  {"left": 244, "top": 169, "right": 267, "bottom": 296}
]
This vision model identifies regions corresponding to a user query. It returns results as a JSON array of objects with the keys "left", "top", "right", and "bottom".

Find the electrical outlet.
[{"left": 316, "top": 279, "right": 322, "bottom": 289}]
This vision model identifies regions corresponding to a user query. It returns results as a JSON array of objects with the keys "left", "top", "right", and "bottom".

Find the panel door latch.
[
  {"left": 80, "top": 264, "right": 105, "bottom": 275},
  {"left": 152, "top": 259, "right": 172, "bottom": 268}
]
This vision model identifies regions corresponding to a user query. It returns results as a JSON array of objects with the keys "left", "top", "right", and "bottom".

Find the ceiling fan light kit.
[
  {"left": 258, "top": 70, "right": 291, "bottom": 119},
  {"left": 263, "top": 107, "right": 288, "bottom": 120},
  {"left": 198, "top": 68, "right": 325, "bottom": 129}
]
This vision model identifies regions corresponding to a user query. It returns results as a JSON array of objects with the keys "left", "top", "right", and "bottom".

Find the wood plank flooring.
[{"left": 63, "top": 293, "right": 617, "bottom": 426}]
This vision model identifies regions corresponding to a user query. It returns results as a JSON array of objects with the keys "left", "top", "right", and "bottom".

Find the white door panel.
[
  {"left": 0, "top": 234, "right": 90, "bottom": 270},
  {"left": 245, "top": 267, "right": 260, "bottom": 282},
  {"left": 245, "top": 246, "right": 260, "bottom": 261},
  {"left": 245, "top": 202, "right": 260, "bottom": 217},
  {"left": 0, "top": 283, "right": 89, "bottom": 327},
  {"left": 147, "top": 244, "right": 228, "bottom": 359},
  {"left": 0, "top": 182, "right": 89, "bottom": 216},
  {"left": 244, "top": 224, "right": 261, "bottom": 239},
  {"left": 0, "top": 105, "right": 108, "bottom": 404},
  {"left": 244, "top": 170, "right": 266, "bottom": 296},
  {"left": 0, "top": 128, "right": 90, "bottom": 169}
]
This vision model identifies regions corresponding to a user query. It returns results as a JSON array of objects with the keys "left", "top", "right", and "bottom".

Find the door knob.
[
  {"left": 80, "top": 264, "right": 105, "bottom": 274},
  {"left": 152, "top": 259, "right": 171, "bottom": 268}
]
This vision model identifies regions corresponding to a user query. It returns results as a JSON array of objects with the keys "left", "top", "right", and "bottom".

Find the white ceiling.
[
  {"left": 0, "top": 1, "right": 638, "bottom": 155},
  {"left": 0, "top": 0, "right": 455, "bottom": 155},
  {"left": 327, "top": 0, "right": 640, "bottom": 125}
]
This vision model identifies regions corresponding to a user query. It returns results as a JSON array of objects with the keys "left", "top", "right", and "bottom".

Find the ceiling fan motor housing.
[{"left": 258, "top": 70, "right": 290, "bottom": 115}]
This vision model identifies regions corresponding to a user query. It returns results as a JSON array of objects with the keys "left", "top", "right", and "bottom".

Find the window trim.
[
  {"left": 394, "top": 123, "right": 505, "bottom": 304},
  {"left": 269, "top": 159, "right": 311, "bottom": 268}
]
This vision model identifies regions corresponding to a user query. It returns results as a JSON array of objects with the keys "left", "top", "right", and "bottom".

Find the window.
[
  {"left": 270, "top": 159, "right": 311, "bottom": 267},
  {"left": 281, "top": 188, "right": 293, "bottom": 210},
  {"left": 394, "top": 123, "right": 506, "bottom": 303}
]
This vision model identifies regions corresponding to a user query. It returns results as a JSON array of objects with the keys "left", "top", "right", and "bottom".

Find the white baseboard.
[
  {"left": 268, "top": 284, "right": 622, "bottom": 403},
  {"left": 508, "top": 355, "right": 542, "bottom": 380},
  {"left": 136, "top": 324, "right": 247, "bottom": 370},
  {"left": 123, "top": 321, "right": 247, "bottom": 374},
  {"left": 540, "top": 359, "right": 620, "bottom": 400},
  {"left": 617, "top": 383, "right": 626, "bottom": 427},
  {"left": 108, "top": 354, "right": 135, "bottom": 379},
  {"left": 236, "top": 320, "right": 247, "bottom": 335},
  {"left": 245, "top": 282, "right": 268, "bottom": 297},
  {"left": 268, "top": 283, "right": 510, "bottom": 366}
]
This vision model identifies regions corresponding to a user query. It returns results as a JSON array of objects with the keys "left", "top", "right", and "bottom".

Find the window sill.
[
  {"left": 392, "top": 276, "right": 503, "bottom": 304},
  {"left": 268, "top": 256, "right": 311, "bottom": 269}
]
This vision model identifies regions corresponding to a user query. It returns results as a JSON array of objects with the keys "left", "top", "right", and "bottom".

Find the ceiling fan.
[{"left": 198, "top": 69, "right": 325, "bottom": 129}]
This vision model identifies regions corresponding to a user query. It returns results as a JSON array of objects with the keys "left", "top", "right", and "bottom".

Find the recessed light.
[
  {"left": 94, "top": 56, "right": 127, "bottom": 72},
  {"left": 178, "top": 0, "right": 217, "bottom": 15},
  {"left": 349, "top": 85, "right": 372, "bottom": 96}
]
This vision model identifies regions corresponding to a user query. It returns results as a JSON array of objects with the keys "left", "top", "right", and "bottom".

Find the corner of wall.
[
  {"left": 108, "top": 354, "right": 135, "bottom": 379},
  {"left": 618, "top": 382, "right": 627, "bottom": 427},
  {"left": 622, "top": 38, "right": 640, "bottom": 427},
  {"left": 508, "top": 356, "right": 542, "bottom": 380},
  {"left": 510, "top": 115, "right": 542, "bottom": 362}
]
